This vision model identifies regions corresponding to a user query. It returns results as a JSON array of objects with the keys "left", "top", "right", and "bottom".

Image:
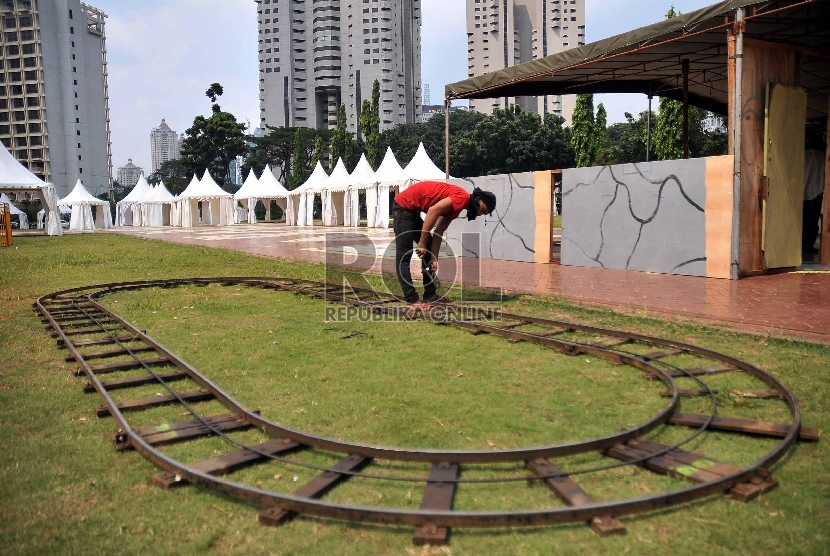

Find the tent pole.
[
  {"left": 646, "top": 85, "right": 652, "bottom": 162},
  {"left": 444, "top": 98, "right": 450, "bottom": 180},
  {"left": 730, "top": 8, "right": 745, "bottom": 279},
  {"left": 682, "top": 58, "right": 690, "bottom": 159}
]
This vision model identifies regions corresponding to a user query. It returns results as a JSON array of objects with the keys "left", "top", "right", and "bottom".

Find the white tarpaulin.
[
  {"left": 139, "top": 181, "right": 174, "bottom": 227},
  {"left": 38, "top": 205, "right": 69, "bottom": 229},
  {"left": 0, "top": 144, "right": 62, "bottom": 235},
  {"left": 401, "top": 142, "right": 449, "bottom": 190},
  {"left": 288, "top": 162, "right": 328, "bottom": 226},
  {"left": 322, "top": 158, "right": 350, "bottom": 226},
  {"left": 58, "top": 179, "right": 112, "bottom": 231},
  {"left": 116, "top": 174, "right": 151, "bottom": 226},
  {"left": 347, "top": 154, "right": 376, "bottom": 227},
  {"left": 234, "top": 165, "right": 289, "bottom": 224},
  {"left": 173, "top": 170, "right": 234, "bottom": 227},
  {"left": 371, "top": 147, "right": 407, "bottom": 228},
  {"left": 0, "top": 192, "right": 29, "bottom": 229}
]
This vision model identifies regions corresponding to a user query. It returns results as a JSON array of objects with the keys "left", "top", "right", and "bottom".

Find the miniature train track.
[{"left": 35, "top": 277, "right": 818, "bottom": 543}]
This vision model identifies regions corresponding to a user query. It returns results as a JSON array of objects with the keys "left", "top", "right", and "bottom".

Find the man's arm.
[{"left": 416, "top": 197, "right": 454, "bottom": 255}]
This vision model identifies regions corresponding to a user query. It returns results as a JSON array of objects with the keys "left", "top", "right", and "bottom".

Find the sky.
[{"left": 94, "top": 0, "right": 716, "bottom": 179}]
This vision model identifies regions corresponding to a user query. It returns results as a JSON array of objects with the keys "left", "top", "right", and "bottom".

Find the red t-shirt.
[{"left": 394, "top": 181, "right": 471, "bottom": 219}]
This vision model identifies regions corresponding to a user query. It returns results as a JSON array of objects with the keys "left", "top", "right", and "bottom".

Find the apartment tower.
[
  {"left": 149, "top": 118, "right": 179, "bottom": 174},
  {"left": 466, "top": 0, "right": 585, "bottom": 124},
  {"left": 0, "top": 0, "right": 111, "bottom": 198},
  {"left": 116, "top": 158, "right": 142, "bottom": 188},
  {"left": 256, "top": 0, "right": 422, "bottom": 134}
]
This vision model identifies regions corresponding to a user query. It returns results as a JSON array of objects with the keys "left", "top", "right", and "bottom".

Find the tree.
[
  {"left": 570, "top": 94, "right": 595, "bottom": 167},
  {"left": 362, "top": 80, "right": 381, "bottom": 168},
  {"left": 654, "top": 95, "right": 684, "bottom": 161},
  {"left": 287, "top": 128, "right": 307, "bottom": 190},
  {"left": 653, "top": 6, "right": 685, "bottom": 161},
  {"left": 592, "top": 103, "right": 607, "bottom": 165},
  {"left": 310, "top": 136, "right": 324, "bottom": 171},
  {"left": 329, "top": 104, "right": 358, "bottom": 168},
  {"left": 179, "top": 83, "right": 247, "bottom": 188},
  {"left": 148, "top": 159, "right": 189, "bottom": 194}
]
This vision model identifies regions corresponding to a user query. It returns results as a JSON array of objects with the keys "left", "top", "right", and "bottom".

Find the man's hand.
[
  {"left": 428, "top": 259, "right": 438, "bottom": 272},
  {"left": 415, "top": 244, "right": 428, "bottom": 258}
]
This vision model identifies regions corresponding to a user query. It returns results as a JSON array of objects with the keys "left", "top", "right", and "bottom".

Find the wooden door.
[{"left": 762, "top": 83, "right": 807, "bottom": 269}]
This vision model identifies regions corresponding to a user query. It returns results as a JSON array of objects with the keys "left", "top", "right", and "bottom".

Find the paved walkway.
[{"left": 110, "top": 225, "right": 830, "bottom": 343}]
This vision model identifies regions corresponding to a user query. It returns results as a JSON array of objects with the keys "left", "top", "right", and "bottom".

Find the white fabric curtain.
[
  {"left": 349, "top": 187, "right": 360, "bottom": 228},
  {"left": 41, "top": 185, "right": 62, "bottom": 236},
  {"left": 285, "top": 196, "right": 298, "bottom": 226},
  {"left": 365, "top": 185, "right": 378, "bottom": 228},
  {"left": 305, "top": 192, "right": 315, "bottom": 225},
  {"left": 171, "top": 200, "right": 181, "bottom": 227},
  {"left": 69, "top": 204, "right": 95, "bottom": 230},
  {"left": 297, "top": 194, "right": 307, "bottom": 226},
  {"left": 95, "top": 204, "right": 113, "bottom": 229},
  {"left": 375, "top": 184, "right": 390, "bottom": 228}
]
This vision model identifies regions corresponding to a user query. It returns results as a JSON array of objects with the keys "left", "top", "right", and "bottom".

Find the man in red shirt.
[{"left": 392, "top": 180, "right": 496, "bottom": 308}]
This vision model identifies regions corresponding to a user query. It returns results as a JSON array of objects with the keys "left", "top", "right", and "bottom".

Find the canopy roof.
[
  {"left": 372, "top": 147, "right": 407, "bottom": 186},
  {"left": 446, "top": 0, "right": 830, "bottom": 119},
  {"left": 349, "top": 153, "right": 376, "bottom": 187},
  {"left": 292, "top": 161, "right": 329, "bottom": 194},
  {"left": 119, "top": 174, "right": 151, "bottom": 205},
  {"left": 142, "top": 181, "right": 174, "bottom": 204},
  {"left": 0, "top": 192, "right": 25, "bottom": 215},
  {"left": 233, "top": 169, "right": 260, "bottom": 200},
  {"left": 255, "top": 165, "right": 290, "bottom": 198},
  {"left": 0, "top": 144, "right": 46, "bottom": 188},
  {"left": 176, "top": 170, "right": 232, "bottom": 199},
  {"left": 324, "top": 158, "right": 351, "bottom": 192},
  {"left": 58, "top": 179, "right": 108, "bottom": 206},
  {"left": 403, "top": 142, "right": 448, "bottom": 181}
]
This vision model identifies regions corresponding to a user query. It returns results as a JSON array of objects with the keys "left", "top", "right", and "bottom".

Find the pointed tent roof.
[
  {"left": 176, "top": 170, "right": 232, "bottom": 199},
  {"left": 233, "top": 168, "right": 260, "bottom": 200},
  {"left": 348, "top": 153, "right": 376, "bottom": 188},
  {"left": 0, "top": 144, "right": 46, "bottom": 188},
  {"left": 323, "top": 158, "right": 351, "bottom": 192},
  {"left": 256, "top": 165, "right": 290, "bottom": 197},
  {"left": 0, "top": 192, "right": 26, "bottom": 215},
  {"left": 58, "top": 179, "right": 109, "bottom": 205},
  {"left": 142, "top": 181, "right": 174, "bottom": 204},
  {"left": 372, "top": 147, "right": 407, "bottom": 186},
  {"left": 292, "top": 161, "right": 329, "bottom": 194},
  {"left": 118, "top": 174, "right": 151, "bottom": 205},
  {"left": 403, "top": 142, "right": 449, "bottom": 181}
]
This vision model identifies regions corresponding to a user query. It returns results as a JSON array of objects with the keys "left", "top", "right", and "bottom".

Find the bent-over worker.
[{"left": 391, "top": 180, "right": 496, "bottom": 308}]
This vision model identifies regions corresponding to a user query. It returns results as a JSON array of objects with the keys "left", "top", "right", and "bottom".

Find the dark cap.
[{"left": 473, "top": 188, "right": 497, "bottom": 214}]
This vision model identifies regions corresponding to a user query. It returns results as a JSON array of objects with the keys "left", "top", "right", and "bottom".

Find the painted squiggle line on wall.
[
  {"left": 567, "top": 164, "right": 706, "bottom": 272},
  {"left": 482, "top": 173, "right": 536, "bottom": 257}
]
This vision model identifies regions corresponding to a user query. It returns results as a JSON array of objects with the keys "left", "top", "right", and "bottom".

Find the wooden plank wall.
[{"left": 737, "top": 39, "right": 800, "bottom": 275}]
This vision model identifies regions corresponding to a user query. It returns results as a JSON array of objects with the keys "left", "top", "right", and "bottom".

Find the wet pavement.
[{"left": 109, "top": 224, "right": 830, "bottom": 343}]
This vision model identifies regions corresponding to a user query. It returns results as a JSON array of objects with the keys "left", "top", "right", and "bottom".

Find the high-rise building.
[
  {"left": 256, "top": 0, "right": 422, "bottom": 134},
  {"left": 149, "top": 118, "right": 179, "bottom": 173},
  {"left": 0, "top": 0, "right": 112, "bottom": 198},
  {"left": 116, "top": 158, "right": 142, "bottom": 188},
  {"left": 466, "top": 0, "right": 585, "bottom": 124}
]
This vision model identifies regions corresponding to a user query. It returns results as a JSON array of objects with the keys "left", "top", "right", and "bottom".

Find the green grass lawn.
[{"left": 1, "top": 233, "right": 828, "bottom": 555}]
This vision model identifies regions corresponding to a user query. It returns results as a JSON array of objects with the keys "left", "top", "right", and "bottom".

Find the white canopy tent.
[
  {"left": 0, "top": 192, "right": 29, "bottom": 229},
  {"left": 173, "top": 170, "right": 234, "bottom": 227},
  {"left": 370, "top": 147, "right": 407, "bottom": 228},
  {"left": 37, "top": 205, "right": 70, "bottom": 229},
  {"left": 58, "top": 179, "right": 113, "bottom": 231},
  {"left": 0, "top": 144, "right": 62, "bottom": 236},
  {"left": 234, "top": 165, "right": 290, "bottom": 224},
  {"left": 116, "top": 174, "right": 151, "bottom": 226},
  {"left": 346, "top": 154, "right": 376, "bottom": 227},
  {"left": 321, "top": 158, "right": 350, "bottom": 227},
  {"left": 401, "top": 142, "right": 449, "bottom": 189},
  {"left": 139, "top": 181, "right": 175, "bottom": 226},
  {"left": 287, "top": 161, "right": 328, "bottom": 226}
]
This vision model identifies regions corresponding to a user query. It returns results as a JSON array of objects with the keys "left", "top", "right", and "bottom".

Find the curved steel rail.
[{"left": 35, "top": 277, "right": 804, "bottom": 529}]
